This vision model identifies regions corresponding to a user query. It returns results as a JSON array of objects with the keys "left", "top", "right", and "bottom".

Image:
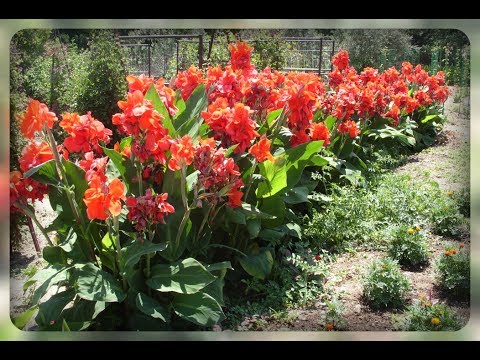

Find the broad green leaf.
[
  {"left": 259, "top": 194, "right": 285, "bottom": 228},
  {"left": 61, "top": 298, "right": 107, "bottom": 323},
  {"left": 224, "top": 206, "right": 246, "bottom": 225},
  {"left": 421, "top": 114, "right": 439, "bottom": 123},
  {"left": 35, "top": 289, "right": 75, "bottom": 328},
  {"left": 258, "top": 228, "right": 286, "bottom": 243},
  {"left": 62, "top": 159, "right": 89, "bottom": 208},
  {"left": 256, "top": 157, "right": 287, "bottom": 198},
  {"left": 145, "top": 84, "right": 175, "bottom": 136},
  {"left": 175, "top": 84, "right": 208, "bottom": 136},
  {"left": 203, "top": 276, "right": 226, "bottom": 306},
  {"left": 284, "top": 223, "right": 302, "bottom": 239},
  {"left": 24, "top": 159, "right": 58, "bottom": 185},
  {"left": 74, "top": 263, "right": 126, "bottom": 302},
  {"left": 101, "top": 146, "right": 126, "bottom": 177},
  {"left": 161, "top": 169, "right": 181, "bottom": 199},
  {"left": 135, "top": 293, "right": 170, "bottom": 322},
  {"left": 285, "top": 140, "right": 324, "bottom": 188},
  {"left": 42, "top": 246, "right": 68, "bottom": 265},
  {"left": 57, "top": 228, "right": 77, "bottom": 253},
  {"left": 146, "top": 257, "right": 216, "bottom": 294},
  {"left": 121, "top": 240, "right": 168, "bottom": 272},
  {"left": 240, "top": 203, "right": 276, "bottom": 219},
  {"left": 246, "top": 219, "right": 261, "bottom": 239},
  {"left": 282, "top": 186, "right": 310, "bottom": 204},
  {"left": 172, "top": 292, "right": 225, "bottom": 327},
  {"left": 119, "top": 136, "right": 132, "bottom": 150},
  {"left": 324, "top": 115, "right": 337, "bottom": 131},
  {"left": 238, "top": 246, "right": 273, "bottom": 280},
  {"left": 205, "top": 261, "right": 233, "bottom": 272},
  {"left": 174, "top": 90, "right": 186, "bottom": 114},
  {"left": 310, "top": 154, "right": 329, "bottom": 167},
  {"left": 267, "top": 108, "right": 283, "bottom": 126},
  {"left": 12, "top": 305, "right": 38, "bottom": 330},
  {"left": 30, "top": 265, "right": 71, "bottom": 305},
  {"left": 186, "top": 170, "right": 200, "bottom": 192}
]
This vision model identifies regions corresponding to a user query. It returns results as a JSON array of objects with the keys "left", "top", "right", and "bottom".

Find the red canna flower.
[
  {"left": 17, "top": 99, "right": 58, "bottom": 139},
  {"left": 291, "top": 129, "right": 311, "bottom": 147},
  {"left": 79, "top": 151, "right": 108, "bottom": 184},
  {"left": 19, "top": 141, "right": 54, "bottom": 172},
  {"left": 228, "top": 41, "right": 255, "bottom": 74},
  {"left": 168, "top": 135, "right": 195, "bottom": 171},
  {"left": 174, "top": 65, "right": 204, "bottom": 101},
  {"left": 383, "top": 104, "right": 401, "bottom": 126},
  {"left": 309, "top": 122, "right": 331, "bottom": 146},
  {"left": 249, "top": 137, "right": 274, "bottom": 163},
  {"left": 83, "top": 177, "right": 126, "bottom": 220},
  {"left": 10, "top": 170, "right": 48, "bottom": 212},
  {"left": 60, "top": 112, "right": 113, "bottom": 154},
  {"left": 126, "top": 74, "right": 155, "bottom": 94},
  {"left": 155, "top": 78, "right": 179, "bottom": 117},
  {"left": 337, "top": 120, "right": 360, "bottom": 139},
  {"left": 332, "top": 49, "right": 350, "bottom": 71},
  {"left": 227, "top": 188, "right": 243, "bottom": 208},
  {"left": 126, "top": 189, "right": 175, "bottom": 231}
]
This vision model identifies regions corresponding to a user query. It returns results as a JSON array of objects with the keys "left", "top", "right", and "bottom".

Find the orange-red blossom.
[
  {"left": 83, "top": 178, "right": 126, "bottom": 221},
  {"left": 18, "top": 99, "right": 58, "bottom": 139},
  {"left": 248, "top": 137, "right": 274, "bottom": 163}
]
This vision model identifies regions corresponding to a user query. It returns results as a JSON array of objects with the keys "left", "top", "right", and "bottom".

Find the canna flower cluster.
[{"left": 10, "top": 43, "right": 450, "bottom": 251}]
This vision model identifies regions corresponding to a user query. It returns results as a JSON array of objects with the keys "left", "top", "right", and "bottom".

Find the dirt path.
[{"left": 230, "top": 86, "right": 470, "bottom": 331}]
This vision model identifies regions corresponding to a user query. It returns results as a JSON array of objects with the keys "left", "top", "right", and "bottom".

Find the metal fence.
[{"left": 119, "top": 35, "right": 335, "bottom": 80}]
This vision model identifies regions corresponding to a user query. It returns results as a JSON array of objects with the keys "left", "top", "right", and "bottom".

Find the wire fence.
[{"left": 119, "top": 35, "right": 469, "bottom": 86}]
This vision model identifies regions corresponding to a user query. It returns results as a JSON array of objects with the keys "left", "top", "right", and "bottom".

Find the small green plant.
[
  {"left": 436, "top": 243, "right": 470, "bottom": 298},
  {"left": 429, "top": 194, "right": 465, "bottom": 237},
  {"left": 363, "top": 258, "right": 411, "bottom": 309},
  {"left": 452, "top": 188, "right": 470, "bottom": 218},
  {"left": 398, "top": 296, "right": 464, "bottom": 331},
  {"left": 388, "top": 225, "right": 429, "bottom": 267},
  {"left": 320, "top": 297, "right": 346, "bottom": 331}
]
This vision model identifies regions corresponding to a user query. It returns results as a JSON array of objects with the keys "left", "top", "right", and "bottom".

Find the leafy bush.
[
  {"left": 436, "top": 244, "right": 469, "bottom": 298},
  {"left": 388, "top": 225, "right": 429, "bottom": 267},
  {"left": 453, "top": 188, "right": 470, "bottom": 218},
  {"left": 398, "top": 297, "right": 464, "bottom": 331},
  {"left": 76, "top": 30, "right": 127, "bottom": 130},
  {"left": 363, "top": 258, "right": 411, "bottom": 309},
  {"left": 429, "top": 195, "right": 465, "bottom": 237}
]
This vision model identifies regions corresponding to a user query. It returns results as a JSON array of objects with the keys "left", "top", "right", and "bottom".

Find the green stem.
[
  {"left": 137, "top": 163, "right": 143, "bottom": 196},
  {"left": 19, "top": 204, "right": 54, "bottom": 247},
  {"left": 244, "top": 160, "right": 257, "bottom": 202},
  {"left": 175, "top": 208, "right": 191, "bottom": 250},
  {"left": 197, "top": 208, "right": 211, "bottom": 240},
  {"left": 112, "top": 216, "right": 127, "bottom": 291},
  {"left": 207, "top": 243, "right": 247, "bottom": 257},
  {"left": 180, "top": 165, "right": 188, "bottom": 210}
]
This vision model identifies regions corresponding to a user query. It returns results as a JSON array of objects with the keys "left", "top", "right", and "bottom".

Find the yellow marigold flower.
[
  {"left": 431, "top": 317, "right": 441, "bottom": 326},
  {"left": 447, "top": 191, "right": 454, "bottom": 197},
  {"left": 415, "top": 225, "right": 421, "bottom": 231},
  {"left": 324, "top": 323, "right": 334, "bottom": 331},
  {"left": 408, "top": 228, "right": 415, "bottom": 235}
]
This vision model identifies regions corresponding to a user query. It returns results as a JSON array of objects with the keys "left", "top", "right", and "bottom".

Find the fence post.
[
  {"left": 198, "top": 34, "right": 204, "bottom": 69},
  {"left": 318, "top": 39, "right": 323, "bottom": 76},
  {"left": 147, "top": 41, "right": 151, "bottom": 77},
  {"left": 330, "top": 40, "right": 335, "bottom": 72}
]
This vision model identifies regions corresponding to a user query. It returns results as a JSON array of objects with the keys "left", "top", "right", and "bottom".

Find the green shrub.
[
  {"left": 453, "top": 188, "right": 470, "bottom": 218},
  {"left": 399, "top": 297, "right": 464, "bottom": 331},
  {"left": 429, "top": 195, "right": 465, "bottom": 237},
  {"left": 388, "top": 225, "right": 429, "bottom": 267},
  {"left": 436, "top": 243, "right": 470, "bottom": 298},
  {"left": 363, "top": 258, "right": 411, "bottom": 309},
  {"left": 76, "top": 30, "right": 127, "bottom": 131}
]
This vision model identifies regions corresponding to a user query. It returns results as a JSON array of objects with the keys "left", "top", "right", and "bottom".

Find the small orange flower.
[
  {"left": 324, "top": 323, "right": 334, "bottom": 331},
  {"left": 459, "top": 244, "right": 465, "bottom": 249},
  {"left": 431, "top": 317, "right": 441, "bottom": 326},
  {"left": 18, "top": 99, "right": 58, "bottom": 139},
  {"left": 168, "top": 135, "right": 195, "bottom": 171},
  {"left": 248, "top": 137, "right": 274, "bottom": 163},
  {"left": 309, "top": 122, "right": 331, "bottom": 146}
]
